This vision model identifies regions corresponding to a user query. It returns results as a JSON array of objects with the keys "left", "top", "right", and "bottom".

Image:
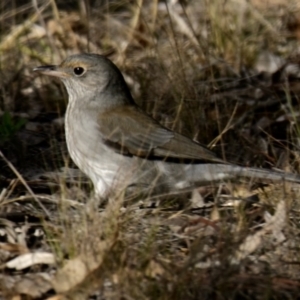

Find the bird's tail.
[{"left": 186, "top": 163, "right": 300, "bottom": 185}]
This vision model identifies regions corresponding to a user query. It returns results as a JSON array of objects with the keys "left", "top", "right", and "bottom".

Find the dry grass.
[{"left": 1, "top": 0, "right": 300, "bottom": 299}]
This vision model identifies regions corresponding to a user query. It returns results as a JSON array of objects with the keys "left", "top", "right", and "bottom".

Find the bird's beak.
[{"left": 33, "top": 65, "right": 68, "bottom": 78}]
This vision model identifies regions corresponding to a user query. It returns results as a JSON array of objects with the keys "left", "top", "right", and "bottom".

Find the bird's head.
[{"left": 34, "top": 53, "right": 134, "bottom": 107}]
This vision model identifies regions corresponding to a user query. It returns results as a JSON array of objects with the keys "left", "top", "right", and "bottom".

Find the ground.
[{"left": 1, "top": 0, "right": 300, "bottom": 299}]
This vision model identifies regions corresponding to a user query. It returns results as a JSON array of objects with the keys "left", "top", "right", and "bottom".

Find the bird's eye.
[{"left": 73, "top": 67, "right": 85, "bottom": 76}]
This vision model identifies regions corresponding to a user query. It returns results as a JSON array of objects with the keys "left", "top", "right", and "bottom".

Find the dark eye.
[{"left": 73, "top": 67, "right": 85, "bottom": 76}]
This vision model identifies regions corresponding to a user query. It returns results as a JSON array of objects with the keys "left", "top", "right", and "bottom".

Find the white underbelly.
[
  {"left": 68, "top": 136, "right": 136, "bottom": 196},
  {"left": 64, "top": 108, "right": 167, "bottom": 197}
]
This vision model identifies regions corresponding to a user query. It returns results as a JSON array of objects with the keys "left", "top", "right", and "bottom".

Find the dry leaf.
[{"left": 6, "top": 252, "right": 55, "bottom": 270}]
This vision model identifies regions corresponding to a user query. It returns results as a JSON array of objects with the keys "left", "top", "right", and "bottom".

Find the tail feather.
[{"left": 186, "top": 163, "right": 300, "bottom": 185}]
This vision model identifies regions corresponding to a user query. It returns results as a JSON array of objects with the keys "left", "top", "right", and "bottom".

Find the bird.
[{"left": 34, "top": 53, "right": 300, "bottom": 199}]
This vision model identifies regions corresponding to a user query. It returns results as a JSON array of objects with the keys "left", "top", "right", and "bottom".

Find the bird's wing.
[{"left": 97, "top": 105, "right": 222, "bottom": 162}]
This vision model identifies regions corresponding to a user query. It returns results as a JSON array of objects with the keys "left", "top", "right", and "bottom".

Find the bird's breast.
[{"left": 64, "top": 103, "right": 143, "bottom": 196}]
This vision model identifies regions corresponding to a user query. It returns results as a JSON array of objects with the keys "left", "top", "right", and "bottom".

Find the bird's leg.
[{"left": 85, "top": 193, "right": 108, "bottom": 218}]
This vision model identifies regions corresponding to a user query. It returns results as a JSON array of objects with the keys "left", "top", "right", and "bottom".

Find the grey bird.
[{"left": 34, "top": 53, "right": 300, "bottom": 199}]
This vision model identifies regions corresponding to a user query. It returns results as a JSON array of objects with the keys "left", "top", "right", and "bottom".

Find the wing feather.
[{"left": 97, "top": 105, "right": 223, "bottom": 162}]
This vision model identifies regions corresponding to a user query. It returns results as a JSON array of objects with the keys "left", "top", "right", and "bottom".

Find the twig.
[{"left": 0, "top": 150, "right": 50, "bottom": 218}]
